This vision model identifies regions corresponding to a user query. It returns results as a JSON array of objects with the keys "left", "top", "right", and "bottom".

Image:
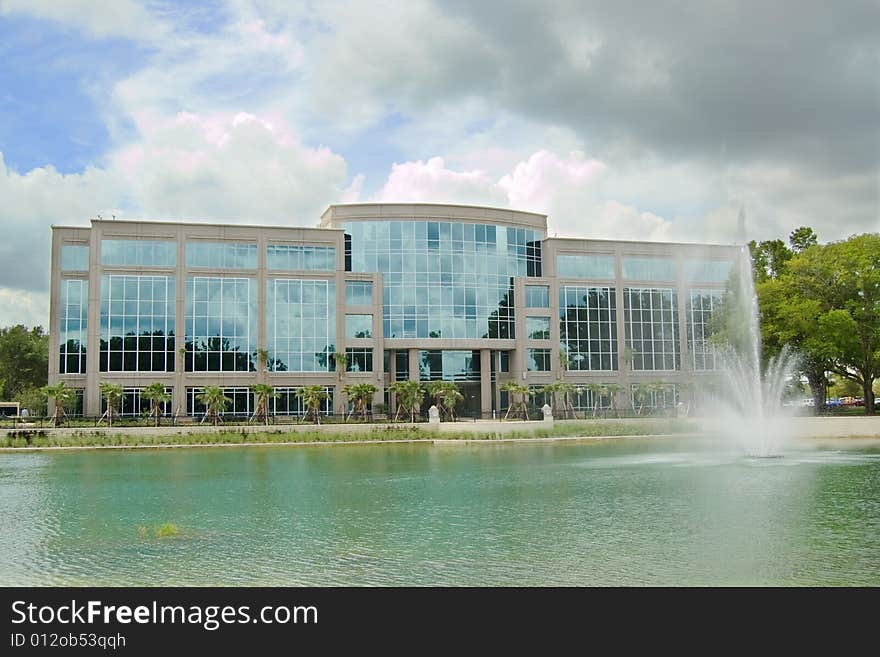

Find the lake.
[{"left": 1, "top": 436, "right": 878, "bottom": 585}]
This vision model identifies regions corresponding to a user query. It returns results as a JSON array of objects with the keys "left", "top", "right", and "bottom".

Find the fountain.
[{"left": 701, "top": 246, "right": 797, "bottom": 457}]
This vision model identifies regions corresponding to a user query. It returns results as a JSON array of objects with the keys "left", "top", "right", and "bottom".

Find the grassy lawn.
[{"left": 1, "top": 418, "right": 698, "bottom": 449}]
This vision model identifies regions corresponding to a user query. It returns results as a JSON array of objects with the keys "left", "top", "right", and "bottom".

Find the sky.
[{"left": 0, "top": 0, "right": 877, "bottom": 329}]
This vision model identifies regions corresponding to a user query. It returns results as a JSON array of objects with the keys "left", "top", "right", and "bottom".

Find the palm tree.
[
  {"left": 141, "top": 382, "right": 172, "bottom": 427},
  {"left": 250, "top": 383, "right": 278, "bottom": 426},
  {"left": 500, "top": 381, "right": 531, "bottom": 420},
  {"left": 342, "top": 382, "right": 377, "bottom": 421},
  {"left": 425, "top": 381, "right": 463, "bottom": 420},
  {"left": 296, "top": 385, "right": 328, "bottom": 424},
  {"left": 605, "top": 383, "right": 624, "bottom": 418},
  {"left": 99, "top": 382, "right": 124, "bottom": 426},
  {"left": 388, "top": 380, "right": 424, "bottom": 422},
  {"left": 331, "top": 351, "right": 348, "bottom": 381},
  {"left": 197, "top": 386, "right": 231, "bottom": 426},
  {"left": 584, "top": 383, "right": 608, "bottom": 418},
  {"left": 41, "top": 382, "right": 76, "bottom": 427}
]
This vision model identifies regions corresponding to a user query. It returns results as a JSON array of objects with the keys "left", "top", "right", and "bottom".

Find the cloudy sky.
[{"left": 0, "top": 0, "right": 877, "bottom": 328}]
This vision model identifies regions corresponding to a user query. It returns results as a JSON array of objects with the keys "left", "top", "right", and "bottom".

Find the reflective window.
[
  {"left": 623, "top": 287, "right": 679, "bottom": 371},
  {"left": 526, "top": 316, "right": 551, "bottom": 340},
  {"left": 631, "top": 383, "right": 679, "bottom": 413},
  {"left": 342, "top": 221, "right": 542, "bottom": 339},
  {"left": 525, "top": 285, "right": 550, "bottom": 308},
  {"left": 418, "top": 350, "right": 481, "bottom": 381},
  {"left": 185, "top": 277, "right": 256, "bottom": 372},
  {"left": 687, "top": 289, "right": 723, "bottom": 371},
  {"left": 559, "top": 286, "right": 617, "bottom": 371},
  {"left": 683, "top": 259, "right": 733, "bottom": 283},
  {"left": 346, "top": 347, "right": 373, "bottom": 372},
  {"left": 59, "top": 279, "right": 88, "bottom": 374},
  {"left": 99, "top": 275, "right": 175, "bottom": 372},
  {"left": 622, "top": 257, "right": 676, "bottom": 281},
  {"left": 345, "top": 280, "right": 373, "bottom": 305},
  {"left": 266, "top": 244, "right": 336, "bottom": 271},
  {"left": 187, "top": 387, "right": 253, "bottom": 417},
  {"left": 570, "top": 387, "right": 614, "bottom": 414},
  {"left": 557, "top": 254, "right": 615, "bottom": 279},
  {"left": 61, "top": 245, "right": 89, "bottom": 271},
  {"left": 345, "top": 314, "right": 373, "bottom": 338},
  {"left": 272, "top": 387, "right": 334, "bottom": 416},
  {"left": 101, "top": 239, "right": 176, "bottom": 267},
  {"left": 527, "top": 348, "right": 552, "bottom": 372},
  {"left": 266, "top": 278, "right": 335, "bottom": 372},
  {"left": 395, "top": 351, "right": 409, "bottom": 380},
  {"left": 498, "top": 350, "right": 510, "bottom": 373},
  {"left": 102, "top": 386, "right": 173, "bottom": 417},
  {"left": 186, "top": 242, "right": 257, "bottom": 269}
]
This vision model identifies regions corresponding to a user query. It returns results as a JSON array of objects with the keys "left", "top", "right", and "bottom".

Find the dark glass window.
[
  {"left": 527, "top": 348, "right": 552, "bottom": 371},
  {"left": 346, "top": 348, "right": 373, "bottom": 372},
  {"left": 59, "top": 279, "right": 88, "bottom": 374},
  {"left": 559, "top": 286, "right": 618, "bottom": 371}
]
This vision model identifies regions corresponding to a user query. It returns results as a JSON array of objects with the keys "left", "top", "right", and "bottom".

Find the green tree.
[
  {"left": 342, "top": 382, "right": 377, "bottom": 421},
  {"left": 250, "top": 383, "right": 278, "bottom": 426},
  {"left": 769, "top": 233, "right": 879, "bottom": 415},
  {"left": 0, "top": 325, "right": 49, "bottom": 400},
  {"left": 15, "top": 387, "right": 46, "bottom": 417},
  {"left": 500, "top": 381, "right": 530, "bottom": 420},
  {"left": 789, "top": 226, "right": 818, "bottom": 253},
  {"left": 748, "top": 239, "right": 792, "bottom": 283},
  {"left": 99, "top": 382, "right": 124, "bottom": 426},
  {"left": 197, "top": 386, "right": 231, "bottom": 426},
  {"left": 388, "top": 380, "right": 424, "bottom": 422},
  {"left": 41, "top": 382, "right": 76, "bottom": 426},
  {"left": 296, "top": 385, "right": 329, "bottom": 424},
  {"left": 425, "top": 381, "right": 463, "bottom": 420},
  {"left": 141, "top": 382, "right": 172, "bottom": 427}
]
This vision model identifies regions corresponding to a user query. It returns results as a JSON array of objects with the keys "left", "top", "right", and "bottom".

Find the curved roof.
[{"left": 320, "top": 203, "right": 547, "bottom": 235}]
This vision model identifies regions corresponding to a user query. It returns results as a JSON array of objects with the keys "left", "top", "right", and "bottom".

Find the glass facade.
[
  {"left": 267, "top": 244, "right": 335, "bottom": 271},
  {"left": 623, "top": 288, "right": 679, "bottom": 371},
  {"left": 266, "top": 278, "right": 335, "bottom": 372},
  {"left": 525, "top": 285, "right": 550, "bottom": 308},
  {"left": 345, "top": 280, "right": 373, "bottom": 305},
  {"left": 187, "top": 387, "right": 253, "bottom": 417},
  {"left": 186, "top": 242, "right": 257, "bottom": 269},
  {"left": 527, "top": 348, "right": 552, "bottom": 371},
  {"left": 61, "top": 245, "right": 89, "bottom": 271},
  {"left": 525, "top": 316, "right": 551, "bottom": 340},
  {"left": 631, "top": 383, "right": 679, "bottom": 412},
  {"left": 103, "top": 386, "right": 173, "bottom": 417},
  {"left": 99, "top": 275, "right": 175, "bottom": 372},
  {"left": 418, "top": 350, "right": 481, "bottom": 381},
  {"left": 559, "top": 286, "right": 617, "bottom": 371},
  {"left": 345, "top": 314, "right": 373, "bottom": 338},
  {"left": 59, "top": 279, "right": 88, "bottom": 374},
  {"left": 185, "top": 277, "right": 256, "bottom": 372},
  {"left": 687, "top": 289, "right": 723, "bottom": 371},
  {"left": 271, "top": 387, "right": 335, "bottom": 416},
  {"left": 343, "top": 221, "right": 542, "bottom": 339},
  {"left": 346, "top": 347, "right": 373, "bottom": 372},
  {"left": 557, "top": 254, "right": 615, "bottom": 279},
  {"left": 683, "top": 259, "right": 733, "bottom": 283},
  {"left": 101, "top": 239, "right": 176, "bottom": 267},
  {"left": 622, "top": 257, "right": 676, "bottom": 282}
]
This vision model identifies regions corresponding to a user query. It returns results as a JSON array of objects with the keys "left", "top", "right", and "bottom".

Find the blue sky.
[{"left": 0, "top": 0, "right": 876, "bottom": 327}]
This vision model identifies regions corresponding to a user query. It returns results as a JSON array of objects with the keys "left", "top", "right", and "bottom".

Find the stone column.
[{"left": 480, "top": 348, "right": 492, "bottom": 419}]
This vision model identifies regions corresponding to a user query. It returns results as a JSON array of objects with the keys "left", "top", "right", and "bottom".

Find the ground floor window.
[
  {"left": 186, "top": 387, "right": 253, "bottom": 418},
  {"left": 101, "top": 386, "right": 173, "bottom": 417},
  {"left": 271, "top": 386, "right": 335, "bottom": 416}
]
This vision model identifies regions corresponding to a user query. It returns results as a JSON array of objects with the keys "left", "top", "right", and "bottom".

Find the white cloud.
[
  {"left": 0, "top": 289, "right": 49, "bottom": 330},
  {"left": 111, "top": 110, "right": 349, "bottom": 223},
  {"left": 0, "top": 0, "right": 167, "bottom": 41}
]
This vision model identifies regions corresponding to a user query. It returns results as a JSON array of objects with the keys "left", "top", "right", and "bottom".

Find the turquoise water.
[{"left": 1, "top": 437, "right": 878, "bottom": 586}]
